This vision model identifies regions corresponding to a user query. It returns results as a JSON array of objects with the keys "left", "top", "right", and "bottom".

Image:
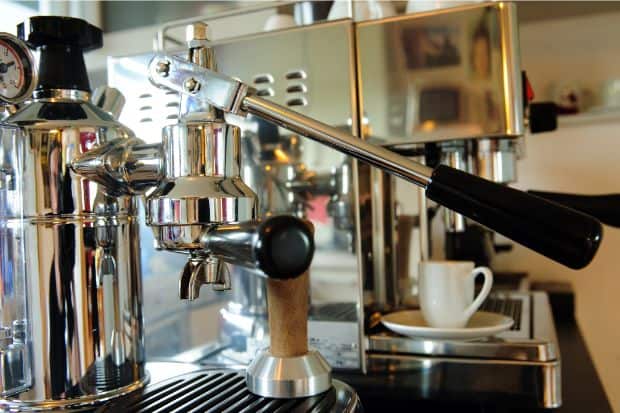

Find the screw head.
[
  {"left": 183, "top": 77, "right": 201, "bottom": 93},
  {"left": 155, "top": 60, "right": 170, "bottom": 77}
]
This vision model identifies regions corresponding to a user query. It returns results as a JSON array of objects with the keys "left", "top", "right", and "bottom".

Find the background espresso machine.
[{"left": 106, "top": 2, "right": 602, "bottom": 409}]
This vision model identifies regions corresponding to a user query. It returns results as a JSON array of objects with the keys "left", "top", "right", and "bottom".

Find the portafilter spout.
[{"left": 148, "top": 55, "right": 602, "bottom": 270}]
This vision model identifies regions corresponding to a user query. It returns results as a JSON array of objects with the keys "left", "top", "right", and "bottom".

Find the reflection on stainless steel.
[
  {"left": 441, "top": 145, "right": 467, "bottom": 232},
  {"left": 147, "top": 51, "right": 436, "bottom": 188},
  {"left": 357, "top": 2, "right": 523, "bottom": 145},
  {"left": 0, "top": 93, "right": 147, "bottom": 407},
  {"left": 367, "top": 292, "right": 561, "bottom": 408},
  {"left": 246, "top": 349, "right": 332, "bottom": 398},
  {"left": 92, "top": 87, "right": 126, "bottom": 119},
  {"left": 470, "top": 138, "right": 519, "bottom": 184},
  {"left": 366, "top": 353, "right": 560, "bottom": 409},
  {"left": 241, "top": 95, "right": 434, "bottom": 188},
  {"left": 70, "top": 138, "right": 164, "bottom": 195},
  {"left": 147, "top": 120, "right": 257, "bottom": 250},
  {"left": 354, "top": 3, "right": 524, "bottom": 269}
]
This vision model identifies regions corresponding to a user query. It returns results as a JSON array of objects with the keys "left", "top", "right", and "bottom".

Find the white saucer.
[{"left": 381, "top": 310, "right": 514, "bottom": 341}]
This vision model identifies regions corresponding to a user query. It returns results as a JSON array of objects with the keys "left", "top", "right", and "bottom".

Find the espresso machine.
[
  {"left": 0, "top": 4, "right": 603, "bottom": 412},
  {"left": 104, "top": 2, "right": 603, "bottom": 409},
  {"left": 0, "top": 14, "right": 361, "bottom": 411}
]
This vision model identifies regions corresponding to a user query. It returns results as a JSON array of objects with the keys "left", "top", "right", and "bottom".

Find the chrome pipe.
[{"left": 242, "top": 95, "right": 434, "bottom": 188}]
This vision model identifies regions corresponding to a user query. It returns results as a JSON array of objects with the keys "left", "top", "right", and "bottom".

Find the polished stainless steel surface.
[
  {"left": 70, "top": 138, "right": 164, "bottom": 195},
  {"left": 147, "top": 120, "right": 257, "bottom": 250},
  {"left": 246, "top": 349, "right": 332, "bottom": 398},
  {"left": 100, "top": 363, "right": 361, "bottom": 413},
  {"left": 356, "top": 2, "right": 523, "bottom": 146},
  {"left": 149, "top": 53, "right": 249, "bottom": 115},
  {"left": 91, "top": 87, "right": 126, "bottom": 120},
  {"left": 366, "top": 353, "right": 560, "bottom": 409},
  {"left": 470, "top": 138, "right": 519, "bottom": 183},
  {"left": 0, "top": 93, "right": 147, "bottom": 408},
  {"left": 367, "top": 291, "right": 561, "bottom": 408},
  {"left": 441, "top": 145, "right": 467, "bottom": 232}
]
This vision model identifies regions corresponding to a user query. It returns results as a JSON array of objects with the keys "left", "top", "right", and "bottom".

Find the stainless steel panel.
[
  {"left": 367, "top": 292, "right": 560, "bottom": 408},
  {"left": 357, "top": 2, "right": 523, "bottom": 146},
  {"left": 366, "top": 353, "right": 561, "bottom": 408}
]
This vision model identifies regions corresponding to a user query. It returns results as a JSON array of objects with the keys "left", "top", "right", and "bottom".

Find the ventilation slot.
[
  {"left": 285, "top": 70, "right": 307, "bottom": 80},
  {"left": 253, "top": 74, "right": 274, "bottom": 85},
  {"left": 286, "top": 97, "right": 308, "bottom": 107}
]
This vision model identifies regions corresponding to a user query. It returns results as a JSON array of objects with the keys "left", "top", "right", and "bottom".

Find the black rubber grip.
[
  {"left": 426, "top": 165, "right": 602, "bottom": 269},
  {"left": 529, "top": 191, "right": 620, "bottom": 228}
]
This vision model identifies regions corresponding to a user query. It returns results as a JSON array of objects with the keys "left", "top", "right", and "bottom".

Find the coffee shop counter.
[{"left": 335, "top": 284, "right": 612, "bottom": 412}]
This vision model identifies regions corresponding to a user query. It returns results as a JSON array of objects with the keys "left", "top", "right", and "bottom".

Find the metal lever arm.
[{"left": 148, "top": 56, "right": 602, "bottom": 270}]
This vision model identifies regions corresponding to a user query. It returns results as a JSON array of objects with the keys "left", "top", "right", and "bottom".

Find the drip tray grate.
[{"left": 97, "top": 368, "right": 359, "bottom": 413}]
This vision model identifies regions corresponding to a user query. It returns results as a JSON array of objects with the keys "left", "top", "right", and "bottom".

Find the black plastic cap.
[
  {"left": 256, "top": 216, "right": 315, "bottom": 279},
  {"left": 17, "top": 16, "right": 102, "bottom": 93},
  {"left": 529, "top": 102, "right": 558, "bottom": 134},
  {"left": 18, "top": 16, "right": 102, "bottom": 51}
]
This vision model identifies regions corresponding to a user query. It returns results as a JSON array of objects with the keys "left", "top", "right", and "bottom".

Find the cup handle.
[{"left": 463, "top": 267, "right": 494, "bottom": 321}]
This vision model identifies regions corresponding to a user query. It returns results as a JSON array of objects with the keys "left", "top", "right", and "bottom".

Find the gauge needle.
[{"left": 0, "top": 61, "right": 15, "bottom": 73}]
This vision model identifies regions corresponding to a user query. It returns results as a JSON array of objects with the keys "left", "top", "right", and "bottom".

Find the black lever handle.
[
  {"left": 202, "top": 216, "right": 315, "bottom": 279},
  {"left": 529, "top": 190, "right": 620, "bottom": 228},
  {"left": 426, "top": 165, "right": 603, "bottom": 269}
]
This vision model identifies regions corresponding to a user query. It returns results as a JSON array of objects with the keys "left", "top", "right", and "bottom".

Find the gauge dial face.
[
  {"left": 0, "top": 34, "right": 35, "bottom": 104},
  {"left": 0, "top": 39, "right": 25, "bottom": 100}
]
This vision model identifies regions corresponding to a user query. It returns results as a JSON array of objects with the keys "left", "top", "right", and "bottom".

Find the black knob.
[
  {"left": 18, "top": 16, "right": 102, "bottom": 50},
  {"left": 255, "top": 216, "right": 315, "bottom": 279},
  {"left": 204, "top": 216, "right": 315, "bottom": 280},
  {"left": 17, "top": 16, "right": 103, "bottom": 93}
]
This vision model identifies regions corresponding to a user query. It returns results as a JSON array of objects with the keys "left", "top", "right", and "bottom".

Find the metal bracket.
[{"left": 148, "top": 54, "right": 251, "bottom": 116}]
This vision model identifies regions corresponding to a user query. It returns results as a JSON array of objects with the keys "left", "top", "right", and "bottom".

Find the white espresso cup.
[{"left": 418, "top": 261, "right": 493, "bottom": 328}]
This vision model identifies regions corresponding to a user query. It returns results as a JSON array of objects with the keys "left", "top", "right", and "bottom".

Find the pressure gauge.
[{"left": 0, "top": 33, "right": 36, "bottom": 104}]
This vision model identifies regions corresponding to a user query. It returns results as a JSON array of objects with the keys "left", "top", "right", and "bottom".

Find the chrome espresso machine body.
[
  {"left": 106, "top": 2, "right": 602, "bottom": 409},
  {"left": 0, "top": 17, "right": 148, "bottom": 409}
]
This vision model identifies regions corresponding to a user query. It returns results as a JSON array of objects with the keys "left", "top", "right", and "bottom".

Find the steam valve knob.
[{"left": 17, "top": 16, "right": 103, "bottom": 92}]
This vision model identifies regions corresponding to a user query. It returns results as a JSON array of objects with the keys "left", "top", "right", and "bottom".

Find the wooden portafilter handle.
[
  {"left": 207, "top": 215, "right": 329, "bottom": 398},
  {"left": 267, "top": 272, "right": 309, "bottom": 357},
  {"left": 206, "top": 215, "right": 315, "bottom": 357}
]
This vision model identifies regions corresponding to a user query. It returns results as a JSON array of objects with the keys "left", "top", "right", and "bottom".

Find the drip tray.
[{"left": 97, "top": 367, "right": 360, "bottom": 413}]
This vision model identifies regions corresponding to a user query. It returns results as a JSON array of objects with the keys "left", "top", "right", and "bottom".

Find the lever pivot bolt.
[
  {"left": 183, "top": 77, "right": 201, "bottom": 93},
  {"left": 155, "top": 60, "right": 170, "bottom": 77}
]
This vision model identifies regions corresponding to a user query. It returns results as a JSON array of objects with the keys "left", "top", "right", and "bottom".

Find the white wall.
[{"left": 493, "top": 12, "right": 620, "bottom": 410}]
